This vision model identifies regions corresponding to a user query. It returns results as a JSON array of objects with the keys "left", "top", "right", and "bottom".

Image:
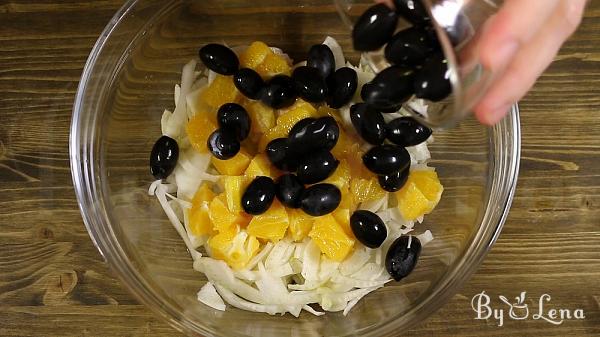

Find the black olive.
[
  {"left": 361, "top": 66, "right": 414, "bottom": 109},
  {"left": 217, "top": 103, "right": 251, "bottom": 141},
  {"left": 352, "top": 4, "right": 398, "bottom": 51},
  {"left": 385, "top": 27, "right": 439, "bottom": 68},
  {"left": 413, "top": 54, "right": 452, "bottom": 102},
  {"left": 350, "top": 103, "right": 386, "bottom": 145},
  {"left": 378, "top": 167, "right": 409, "bottom": 192},
  {"left": 261, "top": 75, "right": 297, "bottom": 109},
  {"left": 387, "top": 116, "right": 432, "bottom": 147},
  {"left": 377, "top": 103, "right": 403, "bottom": 113},
  {"left": 296, "top": 150, "right": 339, "bottom": 184},
  {"left": 327, "top": 67, "right": 358, "bottom": 109},
  {"left": 385, "top": 236, "right": 421, "bottom": 281},
  {"left": 150, "top": 135, "right": 179, "bottom": 179},
  {"left": 276, "top": 174, "right": 305, "bottom": 208},
  {"left": 300, "top": 183, "right": 341, "bottom": 216},
  {"left": 207, "top": 128, "right": 240, "bottom": 160},
  {"left": 362, "top": 144, "right": 410, "bottom": 175},
  {"left": 288, "top": 116, "right": 339, "bottom": 155},
  {"left": 307, "top": 44, "right": 336, "bottom": 78},
  {"left": 292, "top": 66, "right": 328, "bottom": 103},
  {"left": 393, "top": 0, "right": 430, "bottom": 25},
  {"left": 242, "top": 176, "right": 276, "bottom": 215},
  {"left": 350, "top": 210, "right": 387, "bottom": 248},
  {"left": 199, "top": 43, "right": 239, "bottom": 76},
  {"left": 288, "top": 117, "right": 316, "bottom": 138},
  {"left": 265, "top": 138, "right": 298, "bottom": 172},
  {"left": 233, "top": 68, "right": 264, "bottom": 100}
]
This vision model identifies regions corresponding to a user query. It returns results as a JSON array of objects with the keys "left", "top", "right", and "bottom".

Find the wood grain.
[{"left": 1, "top": 1, "right": 599, "bottom": 336}]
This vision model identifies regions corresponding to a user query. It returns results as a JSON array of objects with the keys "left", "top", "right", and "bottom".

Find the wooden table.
[{"left": 1, "top": 1, "right": 598, "bottom": 336}]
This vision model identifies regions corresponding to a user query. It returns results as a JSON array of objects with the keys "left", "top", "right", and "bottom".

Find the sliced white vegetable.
[
  {"left": 407, "top": 142, "right": 431, "bottom": 164},
  {"left": 340, "top": 247, "right": 370, "bottom": 276},
  {"left": 323, "top": 36, "right": 345, "bottom": 70},
  {"left": 245, "top": 242, "right": 274, "bottom": 270},
  {"left": 416, "top": 230, "right": 434, "bottom": 247},
  {"left": 207, "top": 70, "right": 217, "bottom": 85},
  {"left": 301, "top": 240, "right": 320, "bottom": 282},
  {"left": 174, "top": 84, "right": 181, "bottom": 107},
  {"left": 351, "top": 263, "right": 385, "bottom": 281},
  {"left": 265, "top": 239, "right": 294, "bottom": 270},
  {"left": 166, "top": 59, "right": 197, "bottom": 138},
  {"left": 160, "top": 109, "right": 172, "bottom": 136},
  {"left": 214, "top": 284, "right": 282, "bottom": 315},
  {"left": 197, "top": 282, "right": 226, "bottom": 311},
  {"left": 302, "top": 305, "right": 325, "bottom": 316},
  {"left": 233, "top": 269, "right": 257, "bottom": 282},
  {"left": 318, "top": 257, "right": 340, "bottom": 282},
  {"left": 343, "top": 286, "right": 383, "bottom": 316}
]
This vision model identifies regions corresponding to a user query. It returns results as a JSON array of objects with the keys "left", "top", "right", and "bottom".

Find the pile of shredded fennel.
[{"left": 148, "top": 37, "right": 435, "bottom": 317}]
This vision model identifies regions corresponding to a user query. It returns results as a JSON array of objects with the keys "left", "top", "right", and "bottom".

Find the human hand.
[{"left": 473, "top": 0, "right": 586, "bottom": 125}]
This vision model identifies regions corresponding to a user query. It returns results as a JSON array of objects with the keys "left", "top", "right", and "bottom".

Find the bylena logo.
[{"left": 471, "top": 291, "right": 585, "bottom": 327}]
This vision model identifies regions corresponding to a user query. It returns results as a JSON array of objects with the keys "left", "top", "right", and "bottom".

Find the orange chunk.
[
  {"left": 188, "top": 183, "right": 216, "bottom": 236},
  {"left": 255, "top": 52, "right": 292, "bottom": 78},
  {"left": 211, "top": 148, "right": 252, "bottom": 176},
  {"left": 350, "top": 176, "right": 387, "bottom": 203},
  {"left": 201, "top": 75, "right": 241, "bottom": 109},
  {"left": 410, "top": 170, "right": 444, "bottom": 205},
  {"left": 207, "top": 227, "right": 261, "bottom": 270},
  {"left": 220, "top": 176, "right": 249, "bottom": 214},
  {"left": 208, "top": 225, "right": 239, "bottom": 260},
  {"left": 332, "top": 128, "right": 359, "bottom": 158},
  {"left": 276, "top": 100, "right": 318, "bottom": 133},
  {"left": 247, "top": 200, "right": 289, "bottom": 242},
  {"left": 245, "top": 100, "right": 276, "bottom": 135},
  {"left": 395, "top": 182, "right": 432, "bottom": 221},
  {"left": 190, "top": 182, "right": 216, "bottom": 210},
  {"left": 288, "top": 209, "right": 314, "bottom": 242},
  {"left": 344, "top": 144, "right": 368, "bottom": 178},
  {"left": 239, "top": 41, "right": 271, "bottom": 69},
  {"left": 331, "top": 208, "right": 354, "bottom": 239},
  {"left": 186, "top": 114, "right": 217, "bottom": 153},
  {"left": 258, "top": 125, "right": 288, "bottom": 151},
  {"left": 323, "top": 159, "right": 350, "bottom": 190},
  {"left": 209, "top": 194, "right": 249, "bottom": 232},
  {"left": 245, "top": 153, "right": 277, "bottom": 179},
  {"left": 309, "top": 214, "right": 355, "bottom": 262}
]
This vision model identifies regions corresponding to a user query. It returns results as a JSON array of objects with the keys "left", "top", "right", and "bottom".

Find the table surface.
[{"left": 1, "top": 1, "right": 599, "bottom": 336}]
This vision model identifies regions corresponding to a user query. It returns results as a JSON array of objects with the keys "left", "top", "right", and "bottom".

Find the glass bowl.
[{"left": 70, "top": 1, "right": 520, "bottom": 336}]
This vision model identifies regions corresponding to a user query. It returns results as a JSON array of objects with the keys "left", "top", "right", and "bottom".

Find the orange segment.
[
  {"left": 211, "top": 149, "right": 252, "bottom": 176},
  {"left": 331, "top": 208, "right": 354, "bottom": 239},
  {"left": 220, "top": 176, "right": 249, "bottom": 214},
  {"left": 323, "top": 159, "right": 350, "bottom": 190},
  {"left": 276, "top": 100, "right": 318, "bottom": 133},
  {"left": 189, "top": 203, "right": 214, "bottom": 236},
  {"left": 410, "top": 170, "right": 444, "bottom": 205},
  {"left": 239, "top": 41, "right": 271, "bottom": 69},
  {"left": 245, "top": 100, "right": 276, "bottom": 135},
  {"left": 190, "top": 183, "right": 216, "bottom": 210},
  {"left": 245, "top": 154, "right": 278, "bottom": 179},
  {"left": 201, "top": 75, "right": 241, "bottom": 109},
  {"left": 309, "top": 214, "right": 354, "bottom": 262},
  {"left": 395, "top": 181, "right": 432, "bottom": 221},
  {"left": 350, "top": 176, "right": 387, "bottom": 203},
  {"left": 258, "top": 125, "right": 288, "bottom": 151},
  {"left": 209, "top": 194, "right": 249, "bottom": 232},
  {"left": 247, "top": 200, "right": 289, "bottom": 242},
  {"left": 288, "top": 209, "right": 314, "bottom": 242},
  {"left": 255, "top": 52, "right": 292, "bottom": 78},
  {"left": 186, "top": 114, "right": 217, "bottom": 153}
]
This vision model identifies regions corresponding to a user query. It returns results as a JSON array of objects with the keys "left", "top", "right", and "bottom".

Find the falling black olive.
[
  {"left": 393, "top": 0, "right": 430, "bottom": 25},
  {"left": 296, "top": 150, "right": 339, "bottom": 184},
  {"left": 385, "top": 27, "right": 439, "bottom": 68},
  {"left": 242, "top": 176, "right": 276, "bottom": 215},
  {"left": 350, "top": 210, "right": 388, "bottom": 248},
  {"left": 233, "top": 68, "right": 264, "bottom": 100},
  {"left": 362, "top": 144, "right": 410, "bottom": 175},
  {"left": 217, "top": 103, "right": 251, "bottom": 141},
  {"left": 199, "top": 43, "right": 239, "bottom": 76},
  {"left": 413, "top": 53, "right": 452, "bottom": 102},
  {"left": 261, "top": 75, "right": 297, "bottom": 109},
  {"left": 387, "top": 116, "right": 432, "bottom": 147},
  {"left": 150, "top": 135, "right": 179, "bottom": 179},
  {"left": 265, "top": 138, "right": 298, "bottom": 172},
  {"left": 307, "top": 44, "right": 336, "bottom": 78},
  {"left": 207, "top": 128, "right": 240, "bottom": 160},
  {"left": 378, "top": 167, "right": 410, "bottom": 192},
  {"left": 292, "top": 66, "right": 328, "bottom": 103},
  {"left": 385, "top": 236, "right": 421, "bottom": 281},
  {"left": 276, "top": 174, "right": 305, "bottom": 208},
  {"left": 361, "top": 66, "right": 414, "bottom": 109},
  {"left": 350, "top": 103, "right": 386, "bottom": 145},
  {"left": 288, "top": 116, "right": 339, "bottom": 155},
  {"left": 327, "top": 67, "right": 358, "bottom": 109},
  {"left": 352, "top": 4, "right": 399, "bottom": 51},
  {"left": 300, "top": 183, "right": 341, "bottom": 216}
]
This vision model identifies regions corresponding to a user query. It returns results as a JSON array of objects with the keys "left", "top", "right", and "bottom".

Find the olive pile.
[
  {"left": 199, "top": 43, "right": 358, "bottom": 110},
  {"left": 256, "top": 116, "right": 343, "bottom": 217},
  {"left": 352, "top": 0, "right": 451, "bottom": 103}
]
